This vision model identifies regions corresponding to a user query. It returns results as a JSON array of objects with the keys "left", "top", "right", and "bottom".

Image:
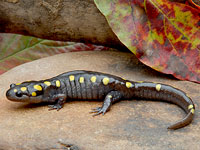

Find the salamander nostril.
[{"left": 16, "top": 92, "right": 22, "bottom": 97}]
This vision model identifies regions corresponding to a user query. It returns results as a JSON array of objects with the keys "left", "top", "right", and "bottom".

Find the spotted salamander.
[{"left": 6, "top": 70, "right": 195, "bottom": 130}]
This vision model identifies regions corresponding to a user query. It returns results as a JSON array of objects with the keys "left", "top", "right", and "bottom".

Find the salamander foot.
[
  {"left": 48, "top": 103, "right": 63, "bottom": 111},
  {"left": 90, "top": 107, "right": 107, "bottom": 116}
]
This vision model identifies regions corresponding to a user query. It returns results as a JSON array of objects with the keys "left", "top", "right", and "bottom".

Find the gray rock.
[{"left": 0, "top": 51, "right": 200, "bottom": 150}]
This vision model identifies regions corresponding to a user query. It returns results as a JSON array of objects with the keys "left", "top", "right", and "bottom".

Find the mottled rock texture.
[{"left": 0, "top": 51, "right": 200, "bottom": 150}]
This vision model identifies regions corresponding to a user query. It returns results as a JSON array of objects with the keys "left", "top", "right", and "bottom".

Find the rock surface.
[{"left": 0, "top": 51, "right": 200, "bottom": 150}]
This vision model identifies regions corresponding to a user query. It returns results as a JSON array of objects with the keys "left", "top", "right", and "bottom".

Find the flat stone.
[{"left": 0, "top": 51, "right": 200, "bottom": 150}]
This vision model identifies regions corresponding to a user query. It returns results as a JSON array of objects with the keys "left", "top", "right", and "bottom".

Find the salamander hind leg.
[{"left": 90, "top": 91, "right": 122, "bottom": 116}]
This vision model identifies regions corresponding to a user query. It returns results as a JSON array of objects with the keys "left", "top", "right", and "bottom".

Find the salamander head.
[{"left": 6, "top": 81, "right": 44, "bottom": 103}]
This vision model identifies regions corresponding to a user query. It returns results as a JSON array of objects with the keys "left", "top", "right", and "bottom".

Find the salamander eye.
[
  {"left": 10, "top": 84, "right": 16, "bottom": 88},
  {"left": 16, "top": 92, "right": 22, "bottom": 97}
]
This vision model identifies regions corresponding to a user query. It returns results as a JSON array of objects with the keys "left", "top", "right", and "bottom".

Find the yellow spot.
[
  {"left": 13, "top": 89, "right": 17, "bottom": 93},
  {"left": 188, "top": 104, "right": 194, "bottom": 110},
  {"left": 156, "top": 84, "right": 161, "bottom": 91},
  {"left": 136, "top": 81, "right": 144, "bottom": 83},
  {"left": 90, "top": 76, "right": 97, "bottom": 83},
  {"left": 32, "top": 92, "right": 37, "bottom": 97},
  {"left": 34, "top": 85, "right": 42, "bottom": 91},
  {"left": 21, "top": 87, "right": 27, "bottom": 92},
  {"left": 103, "top": 77, "right": 109, "bottom": 85},
  {"left": 108, "top": 95, "right": 112, "bottom": 98},
  {"left": 122, "top": 78, "right": 126, "bottom": 80},
  {"left": 69, "top": 75, "right": 75, "bottom": 81},
  {"left": 126, "top": 82, "right": 132, "bottom": 88},
  {"left": 79, "top": 77, "right": 84, "bottom": 83},
  {"left": 44, "top": 81, "right": 51, "bottom": 86},
  {"left": 191, "top": 109, "right": 195, "bottom": 114},
  {"left": 16, "top": 83, "right": 21, "bottom": 85},
  {"left": 56, "top": 80, "right": 61, "bottom": 87}
]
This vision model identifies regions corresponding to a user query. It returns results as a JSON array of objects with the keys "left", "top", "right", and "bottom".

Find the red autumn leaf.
[
  {"left": 0, "top": 34, "right": 107, "bottom": 75},
  {"left": 94, "top": 0, "right": 200, "bottom": 83},
  {"left": 188, "top": 0, "right": 200, "bottom": 10}
]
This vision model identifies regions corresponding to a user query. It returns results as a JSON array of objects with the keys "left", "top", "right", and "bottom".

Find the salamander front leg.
[
  {"left": 48, "top": 94, "right": 66, "bottom": 111},
  {"left": 90, "top": 91, "right": 122, "bottom": 116}
]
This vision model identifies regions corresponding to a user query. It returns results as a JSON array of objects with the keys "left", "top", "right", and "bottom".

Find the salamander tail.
[{"left": 167, "top": 111, "right": 194, "bottom": 130}]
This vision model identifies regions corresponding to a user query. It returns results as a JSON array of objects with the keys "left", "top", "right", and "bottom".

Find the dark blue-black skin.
[{"left": 6, "top": 70, "right": 195, "bottom": 130}]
